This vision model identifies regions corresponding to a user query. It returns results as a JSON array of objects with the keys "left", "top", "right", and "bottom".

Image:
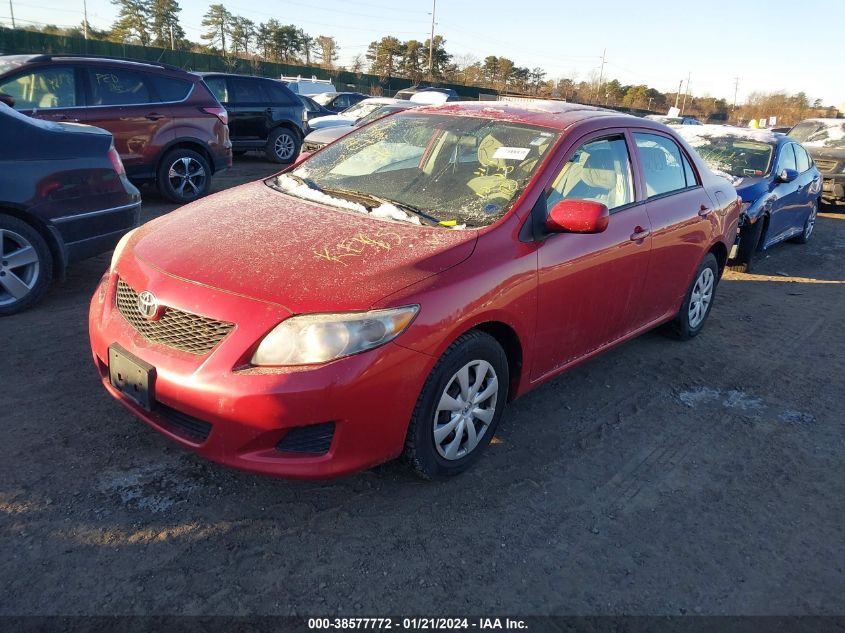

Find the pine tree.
[
  {"left": 149, "top": 0, "right": 184, "bottom": 49},
  {"left": 110, "top": 0, "right": 152, "bottom": 46},
  {"left": 314, "top": 35, "right": 338, "bottom": 69},
  {"left": 201, "top": 4, "right": 232, "bottom": 56}
]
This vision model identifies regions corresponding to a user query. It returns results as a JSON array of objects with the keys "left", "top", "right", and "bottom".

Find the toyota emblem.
[{"left": 137, "top": 291, "right": 161, "bottom": 320}]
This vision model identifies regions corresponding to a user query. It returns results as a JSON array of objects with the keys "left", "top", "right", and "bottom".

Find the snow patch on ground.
[
  {"left": 97, "top": 463, "right": 200, "bottom": 513},
  {"left": 679, "top": 387, "right": 764, "bottom": 411}
]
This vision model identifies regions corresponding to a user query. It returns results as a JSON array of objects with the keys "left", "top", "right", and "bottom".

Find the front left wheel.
[
  {"left": 789, "top": 199, "right": 818, "bottom": 244},
  {"left": 405, "top": 331, "right": 509, "bottom": 479}
]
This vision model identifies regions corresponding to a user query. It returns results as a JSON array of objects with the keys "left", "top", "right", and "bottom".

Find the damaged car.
[
  {"left": 788, "top": 118, "right": 845, "bottom": 207},
  {"left": 677, "top": 125, "right": 821, "bottom": 272},
  {"left": 90, "top": 102, "right": 739, "bottom": 480}
]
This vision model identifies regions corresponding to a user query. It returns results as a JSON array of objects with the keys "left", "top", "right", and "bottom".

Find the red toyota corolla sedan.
[{"left": 89, "top": 102, "right": 740, "bottom": 479}]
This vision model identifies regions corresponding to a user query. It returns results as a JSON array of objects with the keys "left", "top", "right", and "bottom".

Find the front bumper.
[
  {"left": 821, "top": 173, "right": 845, "bottom": 202},
  {"left": 88, "top": 259, "right": 434, "bottom": 479}
]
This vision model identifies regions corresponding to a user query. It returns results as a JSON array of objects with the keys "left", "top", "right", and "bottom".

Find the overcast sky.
[{"left": 4, "top": 0, "right": 843, "bottom": 107}]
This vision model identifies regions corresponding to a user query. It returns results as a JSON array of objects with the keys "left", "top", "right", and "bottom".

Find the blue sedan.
[{"left": 677, "top": 125, "right": 821, "bottom": 272}]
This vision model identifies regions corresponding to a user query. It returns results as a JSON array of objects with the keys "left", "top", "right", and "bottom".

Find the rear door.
[
  {"left": 632, "top": 131, "right": 715, "bottom": 323},
  {"left": 0, "top": 64, "right": 83, "bottom": 122},
  {"left": 792, "top": 143, "right": 820, "bottom": 225},
  {"left": 82, "top": 66, "right": 172, "bottom": 175},
  {"left": 227, "top": 77, "right": 270, "bottom": 144},
  {"left": 532, "top": 131, "right": 652, "bottom": 380}
]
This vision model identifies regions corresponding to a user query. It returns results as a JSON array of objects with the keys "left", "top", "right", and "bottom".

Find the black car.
[
  {"left": 310, "top": 91, "right": 367, "bottom": 114},
  {"left": 200, "top": 73, "right": 306, "bottom": 163},
  {"left": 299, "top": 94, "right": 336, "bottom": 123},
  {"left": 0, "top": 103, "right": 140, "bottom": 315}
]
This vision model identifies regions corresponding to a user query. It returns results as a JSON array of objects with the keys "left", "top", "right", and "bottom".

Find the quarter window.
[
  {"left": 204, "top": 77, "right": 228, "bottom": 103},
  {"left": 150, "top": 75, "right": 192, "bottom": 102},
  {"left": 634, "top": 133, "right": 689, "bottom": 197},
  {"left": 547, "top": 136, "right": 635, "bottom": 211},
  {"left": 88, "top": 68, "right": 151, "bottom": 106},
  {"left": 0, "top": 67, "right": 77, "bottom": 109}
]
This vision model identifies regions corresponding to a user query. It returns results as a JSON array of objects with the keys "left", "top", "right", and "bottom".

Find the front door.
[
  {"left": 226, "top": 77, "right": 270, "bottom": 144},
  {"left": 532, "top": 133, "right": 652, "bottom": 381}
]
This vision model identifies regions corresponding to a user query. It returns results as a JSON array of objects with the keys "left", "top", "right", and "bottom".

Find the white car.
[{"left": 307, "top": 97, "right": 401, "bottom": 131}]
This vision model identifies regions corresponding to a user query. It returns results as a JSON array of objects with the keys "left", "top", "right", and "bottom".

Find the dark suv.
[
  {"left": 0, "top": 54, "right": 232, "bottom": 203},
  {"left": 200, "top": 73, "right": 306, "bottom": 163}
]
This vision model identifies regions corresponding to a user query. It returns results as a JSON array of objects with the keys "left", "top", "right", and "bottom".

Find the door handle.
[
  {"left": 698, "top": 204, "right": 713, "bottom": 216},
  {"left": 53, "top": 114, "right": 80, "bottom": 122},
  {"left": 630, "top": 226, "right": 651, "bottom": 241},
  {"left": 145, "top": 113, "right": 164, "bottom": 121}
]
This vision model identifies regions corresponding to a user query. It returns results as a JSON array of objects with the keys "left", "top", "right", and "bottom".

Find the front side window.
[
  {"left": 270, "top": 113, "right": 560, "bottom": 228},
  {"left": 230, "top": 78, "right": 266, "bottom": 104},
  {"left": 88, "top": 68, "right": 151, "bottom": 106},
  {"left": 0, "top": 67, "right": 76, "bottom": 109},
  {"left": 634, "top": 133, "right": 690, "bottom": 196},
  {"left": 546, "top": 136, "right": 634, "bottom": 211},
  {"left": 794, "top": 144, "right": 811, "bottom": 172},
  {"left": 779, "top": 144, "right": 797, "bottom": 172}
]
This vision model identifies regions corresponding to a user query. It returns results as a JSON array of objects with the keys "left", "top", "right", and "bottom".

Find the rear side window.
[
  {"left": 779, "top": 144, "right": 797, "bottom": 172},
  {"left": 0, "top": 67, "right": 77, "bottom": 109},
  {"left": 88, "top": 68, "right": 151, "bottom": 106},
  {"left": 230, "top": 78, "right": 266, "bottom": 104},
  {"left": 634, "top": 133, "right": 689, "bottom": 197},
  {"left": 150, "top": 75, "right": 192, "bottom": 102},
  {"left": 204, "top": 76, "right": 228, "bottom": 103},
  {"left": 794, "top": 144, "right": 811, "bottom": 173},
  {"left": 264, "top": 80, "right": 297, "bottom": 106}
]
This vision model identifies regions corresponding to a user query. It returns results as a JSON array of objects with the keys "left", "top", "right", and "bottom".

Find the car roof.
[
  {"left": 411, "top": 100, "right": 644, "bottom": 131},
  {"left": 2, "top": 53, "right": 185, "bottom": 74},
  {"left": 196, "top": 72, "right": 272, "bottom": 79}
]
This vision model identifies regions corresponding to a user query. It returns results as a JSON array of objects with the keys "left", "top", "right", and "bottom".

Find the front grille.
[
  {"left": 276, "top": 422, "right": 335, "bottom": 454},
  {"left": 814, "top": 158, "right": 838, "bottom": 173},
  {"left": 155, "top": 402, "right": 212, "bottom": 443},
  {"left": 116, "top": 279, "right": 234, "bottom": 355}
]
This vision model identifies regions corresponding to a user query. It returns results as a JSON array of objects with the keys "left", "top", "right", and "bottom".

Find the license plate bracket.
[{"left": 108, "top": 344, "right": 155, "bottom": 411}]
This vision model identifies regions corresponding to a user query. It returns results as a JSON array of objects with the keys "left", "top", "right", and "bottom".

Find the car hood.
[
  {"left": 131, "top": 181, "right": 478, "bottom": 313},
  {"left": 803, "top": 146, "right": 845, "bottom": 160},
  {"left": 305, "top": 125, "right": 355, "bottom": 145},
  {"left": 308, "top": 115, "right": 355, "bottom": 130},
  {"left": 735, "top": 177, "right": 770, "bottom": 203}
]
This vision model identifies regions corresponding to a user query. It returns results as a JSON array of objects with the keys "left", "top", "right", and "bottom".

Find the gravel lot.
[{"left": 2, "top": 155, "right": 844, "bottom": 616}]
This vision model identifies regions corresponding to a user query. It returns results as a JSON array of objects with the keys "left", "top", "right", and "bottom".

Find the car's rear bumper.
[
  {"left": 88, "top": 266, "right": 433, "bottom": 479},
  {"left": 54, "top": 199, "right": 141, "bottom": 264}
]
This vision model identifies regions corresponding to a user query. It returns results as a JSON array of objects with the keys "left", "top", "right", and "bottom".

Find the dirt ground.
[{"left": 1, "top": 155, "right": 844, "bottom": 616}]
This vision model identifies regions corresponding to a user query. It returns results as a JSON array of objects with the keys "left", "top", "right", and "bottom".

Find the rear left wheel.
[
  {"left": 405, "top": 331, "right": 509, "bottom": 479},
  {"left": 0, "top": 215, "right": 53, "bottom": 316}
]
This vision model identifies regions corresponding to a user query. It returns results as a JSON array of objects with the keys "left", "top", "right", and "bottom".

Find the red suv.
[
  {"left": 90, "top": 103, "right": 740, "bottom": 480},
  {"left": 0, "top": 55, "right": 232, "bottom": 203}
]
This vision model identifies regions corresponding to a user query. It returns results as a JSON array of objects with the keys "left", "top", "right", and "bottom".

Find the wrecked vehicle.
[
  {"left": 788, "top": 118, "right": 845, "bottom": 206},
  {"left": 89, "top": 102, "right": 739, "bottom": 480},
  {"left": 678, "top": 125, "right": 821, "bottom": 272}
]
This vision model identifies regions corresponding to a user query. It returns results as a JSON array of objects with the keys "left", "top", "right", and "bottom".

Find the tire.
[
  {"left": 665, "top": 252, "right": 719, "bottom": 341},
  {"left": 156, "top": 148, "right": 212, "bottom": 204},
  {"left": 404, "top": 330, "right": 509, "bottom": 479},
  {"left": 265, "top": 127, "right": 300, "bottom": 164},
  {"left": 789, "top": 199, "right": 818, "bottom": 244},
  {"left": 727, "top": 217, "right": 765, "bottom": 273},
  {"left": 0, "top": 215, "right": 53, "bottom": 316}
]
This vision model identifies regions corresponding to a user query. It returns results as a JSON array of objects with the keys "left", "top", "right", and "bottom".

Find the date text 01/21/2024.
[{"left": 307, "top": 617, "right": 528, "bottom": 630}]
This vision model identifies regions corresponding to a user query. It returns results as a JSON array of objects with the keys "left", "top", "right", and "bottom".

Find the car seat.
[{"left": 466, "top": 133, "right": 519, "bottom": 202}]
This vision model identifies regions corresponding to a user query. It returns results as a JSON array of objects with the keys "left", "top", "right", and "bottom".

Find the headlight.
[
  {"left": 251, "top": 306, "right": 419, "bottom": 366},
  {"left": 110, "top": 228, "right": 138, "bottom": 272}
]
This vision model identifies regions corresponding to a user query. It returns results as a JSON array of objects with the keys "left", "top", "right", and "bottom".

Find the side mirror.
[
  {"left": 546, "top": 199, "right": 610, "bottom": 234},
  {"left": 0, "top": 92, "right": 15, "bottom": 107},
  {"left": 778, "top": 168, "right": 798, "bottom": 183}
]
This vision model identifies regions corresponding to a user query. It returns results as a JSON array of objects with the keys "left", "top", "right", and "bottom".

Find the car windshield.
[
  {"left": 341, "top": 100, "right": 384, "bottom": 119},
  {"left": 355, "top": 105, "right": 409, "bottom": 126},
  {"left": 268, "top": 112, "right": 560, "bottom": 228},
  {"left": 299, "top": 95, "right": 319, "bottom": 111},
  {"left": 789, "top": 120, "right": 845, "bottom": 148},
  {"left": 312, "top": 92, "right": 336, "bottom": 105},
  {"left": 0, "top": 58, "right": 26, "bottom": 75},
  {"left": 687, "top": 137, "right": 774, "bottom": 177}
]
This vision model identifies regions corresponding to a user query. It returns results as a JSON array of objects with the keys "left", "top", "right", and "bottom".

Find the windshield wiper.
[
  {"left": 280, "top": 172, "right": 323, "bottom": 192},
  {"left": 321, "top": 187, "right": 442, "bottom": 226}
]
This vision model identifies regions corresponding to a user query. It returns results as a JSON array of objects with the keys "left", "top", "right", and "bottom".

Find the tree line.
[{"left": 14, "top": 0, "right": 837, "bottom": 122}]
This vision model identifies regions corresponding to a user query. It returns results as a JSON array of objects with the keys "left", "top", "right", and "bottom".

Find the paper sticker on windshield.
[
  {"left": 493, "top": 147, "right": 531, "bottom": 160},
  {"left": 530, "top": 133, "right": 553, "bottom": 146}
]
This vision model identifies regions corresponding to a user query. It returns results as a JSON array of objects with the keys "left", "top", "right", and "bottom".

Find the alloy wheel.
[
  {"left": 274, "top": 133, "right": 296, "bottom": 161},
  {"left": 433, "top": 360, "right": 499, "bottom": 461},
  {"left": 168, "top": 156, "right": 207, "bottom": 198},
  {"left": 0, "top": 228, "right": 40, "bottom": 307},
  {"left": 688, "top": 267, "right": 715, "bottom": 329},
  {"left": 805, "top": 204, "right": 817, "bottom": 239}
]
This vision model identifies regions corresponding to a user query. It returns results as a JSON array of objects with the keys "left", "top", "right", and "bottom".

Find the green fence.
[{"left": 0, "top": 27, "right": 497, "bottom": 99}]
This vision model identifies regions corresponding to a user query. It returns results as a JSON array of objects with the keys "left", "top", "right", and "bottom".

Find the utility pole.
[
  {"left": 681, "top": 72, "right": 691, "bottom": 114},
  {"left": 9, "top": 0, "right": 15, "bottom": 28},
  {"left": 83, "top": 0, "right": 88, "bottom": 39},
  {"left": 427, "top": 0, "right": 436, "bottom": 82},
  {"left": 674, "top": 79, "right": 682, "bottom": 109},
  {"left": 732, "top": 76, "right": 739, "bottom": 111},
  {"left": 170, "top": 23, "right": 175, "bottom": 50},
  {"left": 595, "top": 48, "right": 606, "bottom": 104}
]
